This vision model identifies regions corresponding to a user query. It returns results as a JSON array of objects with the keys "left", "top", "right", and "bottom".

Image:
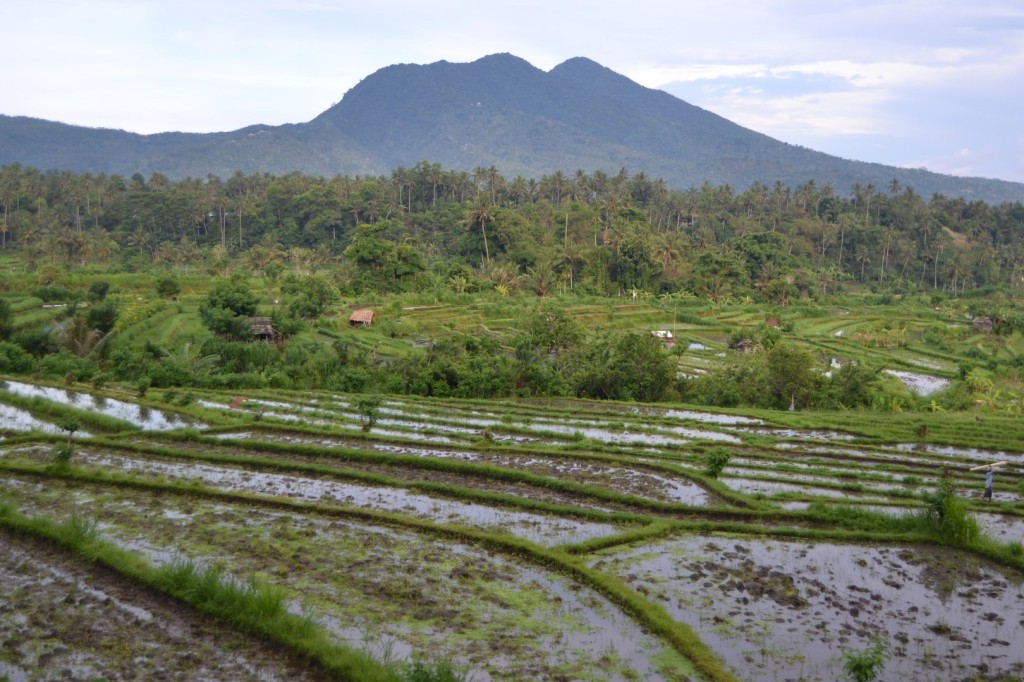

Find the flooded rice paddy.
[
  {"left": 591, "top": 535, "right": 1024, "bottom": 682},
  {"left": 0, "top": 402, "right": 91, "bottom": 437},
  {"left": 0, "top": 477, "right": 692, "bottom": 682},
  {"left": 62, "top": 449, "right": 622, "bottom": 546},
  {"left": 1, "top": 380, "right": 201, "bottom": 431},
  {"left": 0, "top": 531, "right": 326, "bottom": 682},
  {"left": 1, "top": 380, "right": 1023, "bottom": 680}
]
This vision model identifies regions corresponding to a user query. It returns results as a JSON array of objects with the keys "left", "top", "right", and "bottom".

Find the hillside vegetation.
[{"left": 0, "top": 161, "right": 1023, "bottom": 420}]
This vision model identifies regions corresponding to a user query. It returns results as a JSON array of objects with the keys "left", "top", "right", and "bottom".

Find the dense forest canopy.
[{"left": 2, "top": 162, "right": 1023, "bottom": 296}]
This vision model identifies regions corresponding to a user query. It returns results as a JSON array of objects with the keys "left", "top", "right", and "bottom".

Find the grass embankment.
[
  {"left": 0, "top": 466, "right": 738, "bottom": 682},
  {"left": 0, "top": 500, "right": 461, "bottom": 682}
]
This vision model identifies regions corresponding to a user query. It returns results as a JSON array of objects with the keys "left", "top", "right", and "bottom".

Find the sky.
[{"left": 6, "top": 0, "right": 1024, "bottom": 183}]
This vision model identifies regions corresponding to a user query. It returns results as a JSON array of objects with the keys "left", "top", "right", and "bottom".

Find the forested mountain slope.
[{"left": 2, "top": 55, "right": 1023, "bottom": 202}]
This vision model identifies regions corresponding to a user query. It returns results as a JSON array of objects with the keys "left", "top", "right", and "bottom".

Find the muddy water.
[
  {"left": 883, "top": 369, "right": 951, "bottom": 396},
  {"left": 202, "top": 393, "right": 756, "bottom": 453},
  {"left": 661, "top": 409, "right": 761, "bottom": 425},
  {"left": 591, "top": 535, "right": 1024, "bottom": 682},
  {"left": 518, "top": 420, "right": 741, "bottom": 445},
  {"left": 718, "top": 476, "right": 897, "bottom": 502},
  {"left": 0, "top": 532, "right": 326, "bottom": 681},
  {"left": 68, "top": 451, "right": 620, "bottom": 547},
  {"left": 730, "top": 426, "right": 857, "bottom": 441},
  {"left": 894, "top": 442, "right": 1024, "bottom": 468},
  {"left": 218, "top": 395, "right": 747, "bottom": 445},
  {"left": 206, "top": 432, "right": 715, "bottom": 506},
  {"left": 0, "top": 380, "right": 201, "bottom": 431},
  {"left": 2, "top": 483, "right": 697, "bottom": 682},
  {"left": 974, "top": 512, "right": 1024, "bottom": 544}
]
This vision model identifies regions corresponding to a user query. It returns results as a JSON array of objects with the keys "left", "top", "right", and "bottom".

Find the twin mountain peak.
[{"left": 2, "top": 53, "right": 1021, "bottom": 202}]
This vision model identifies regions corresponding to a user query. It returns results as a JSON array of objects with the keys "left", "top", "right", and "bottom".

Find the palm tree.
[
  {"left": 84, "top": 228, "right": 119, "bottom": 266},
  {"left": 524, "top": 259, "right": 557, "bottom": 297},
  {"left": 153, "top": 241, "right": 179, "bottom": 268},
  {"left": 60, "top": 316, "right": 107, "bottom": 358},
  {"left": 245, "top": 235, "right": 285, "bottom": 277},
  {"left": 854, "top": 248, "right": 871, "bottom": 282},
  {"left": 654, "top": 231, "right": 688, "bottom": 272},
  {"left": 287, "top": 247, "right": 312, "bottom": 275},
  {"left": 556, "top": 240, "right": 585, "bottom": 290},
  {"left": 126, "top": 225, "right": 151, "bottom": 255},
  {"left": 466, "top": 195, "right": 495, "bottom": 264},
  {"left": 480, "top": 261, "right": 521, "bottom": 293},
  {"left": 175, "top": 235, "right": 201, "bottom": 274}
]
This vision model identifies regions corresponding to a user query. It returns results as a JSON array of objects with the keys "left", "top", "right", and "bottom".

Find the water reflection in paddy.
[
  {"left": 75, "top": 451, "right": 620, "bottom": 547},
  {"left": 591, "top": 535, "right": 1024, "bottom": 682},
  {"left": 1, "top": 380, "right": 201, "bottom": 431},
  {"left": 0, "top": 403, "right": 91, "bottom": 437}
]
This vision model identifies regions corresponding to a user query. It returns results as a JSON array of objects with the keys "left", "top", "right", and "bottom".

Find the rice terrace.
[
  {"left": 2, "top": 292, "right": 1024, "bottom": 682},
  {"left": 2, "top": 161, "right": 1024, "bottom": 681}
]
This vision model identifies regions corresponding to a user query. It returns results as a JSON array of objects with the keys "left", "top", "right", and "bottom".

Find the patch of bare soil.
[{"left": 0, "top": 531, "right": 328, "bottom": 682}]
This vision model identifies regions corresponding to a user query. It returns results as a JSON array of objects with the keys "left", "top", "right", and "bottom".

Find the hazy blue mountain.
[{"left": 2, "top": 54, "right": 1022, "bottom": 202}]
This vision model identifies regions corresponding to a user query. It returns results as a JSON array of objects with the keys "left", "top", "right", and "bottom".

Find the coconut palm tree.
[
  {"left": 524, "top": 259, "right": 557, "bottom": 297},
  {"left": 60, "top": 316, "right": 108, "bottom": 358},
  {"left": 465, "top": 194, "right": 495, "bottom": 264}
]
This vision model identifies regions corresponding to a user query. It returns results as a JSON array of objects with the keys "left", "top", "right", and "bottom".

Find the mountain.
[{"left": 2, "top": 53, "right": 1023, "bottom": 202}]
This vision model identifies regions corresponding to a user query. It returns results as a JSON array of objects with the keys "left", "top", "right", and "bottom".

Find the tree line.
[{"left": 2, "top": 162, "right": 1023, "bottom": 299}]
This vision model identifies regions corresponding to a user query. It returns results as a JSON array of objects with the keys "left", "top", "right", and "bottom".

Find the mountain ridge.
[{"left": 2, "top": 54, "right": 1022, "bottom": 203}]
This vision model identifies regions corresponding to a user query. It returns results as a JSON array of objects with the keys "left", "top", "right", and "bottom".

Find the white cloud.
[{"left": 2, "top": 0, "right": 1023, "bottom": 181}]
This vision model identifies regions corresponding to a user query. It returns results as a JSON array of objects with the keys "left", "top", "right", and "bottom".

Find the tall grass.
[
  {"left": 0, "top": 501, "right": 464, "bottom": 682},
  {"left": 917, "top": 476, "right": 980, "bottom": 546}
]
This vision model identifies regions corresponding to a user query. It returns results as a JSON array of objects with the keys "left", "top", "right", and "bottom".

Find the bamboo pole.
[{"left": 969, "top": 461, "right": 1008, "bottom": 471}]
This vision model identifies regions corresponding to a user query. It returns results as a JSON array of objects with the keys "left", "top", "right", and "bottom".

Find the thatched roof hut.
[
  {"left": 248, "top": 317, "right": 277, "bottom": 341},
  {"left": 349, "top": 309, "right": 375, "bottom": 327}
]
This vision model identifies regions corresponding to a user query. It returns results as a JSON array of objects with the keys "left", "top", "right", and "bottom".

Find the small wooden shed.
[
  {"left": 973, "top": 316, "right": 994, "bottom": 334},
  {"left": 248, "top": 317, "right": 277, "bottom": 342},
  {"left": 733, "top": 338, "right": 757, "bottom": 353},
  {"left": 349, "top": 309, "right": 375, "bottom": 327}
]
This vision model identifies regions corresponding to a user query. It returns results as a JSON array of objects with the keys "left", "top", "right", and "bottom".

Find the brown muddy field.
[
  {"left": 3, "top": 383, "right": 1024, "bottom": 682},
  {"left": 592, "top": 535, "right": 1024, "bottom": 682},
  {"left": 0, "top": 531, "right": 328, "bottom": 682}
]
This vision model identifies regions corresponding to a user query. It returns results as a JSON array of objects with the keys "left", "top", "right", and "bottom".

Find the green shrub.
[
  {"left": 13, "top": 329, "right": 59, "bottom": 358},
  {"left": 0, "top": 341, "right": 36, "bottom": 373},
  {"left": 32, "top": 284, "right": 73, "bottom": 303},
  {"left": 155, "top": 275, "right": 181, "bottom": 298},
  {"left": 52, "top": 444, "right": 75, "bottom": 468},
  {"left": 402, "top": 659, "right": 466, "bottom": 682},
  {"left": 919, "top": 474, "right": 979, "bottom": 546},
  {"left": 355, "top": 395, "right": 384, "bottom": 431},
  {"left": 703, "top": 448, "right": 731, "bottom": 478},
  {"left": 86, "top": 301, "right": 119, "bottom": 334},
  {"left": 87, "top": 281, "right": 110, "bottom": 302},
  {"left": 39, "top": 350, "right": 96, "bottom": 382},
  {"left": 842, "top": 641, "right": 886, "bottom": 682},
  {"left": 0, "top": 299, "right": 12, "bottom": 340}
]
